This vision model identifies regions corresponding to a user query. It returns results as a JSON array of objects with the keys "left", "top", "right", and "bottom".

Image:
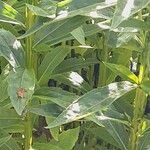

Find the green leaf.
[
  {"left": 53, "top": 58, "right": 99, "bottom": 75},
  {"left": 51, "top": 72, "right": 92, "bottom": 93},
  {"left": 140, "top": 79, "right": 150, "bottom": 94},
  {"left": 107, "top": 31, "right": 137, "bottom": 49},
  {"left": 26, "top": 0, "right": 56, "bottom": 18},
  {"left": 33, "top": 87, "right": 78, "bottom": 108},
  {"left": 8, "top": 68, "right": 35, "bottom": 115},
  {"left": 46, "top": 81, "right": 137, "bottom": 128},
  {"left": 28, "top": 104, "right": 62, "bottom": 117},
  {"left": 0, "top": 29, "right": 25, "bottom": 68},
  {"left": 34, "top": 16, "right": 88, "bottom": 46},
  {"left": 0, "top": 135, "right": 11, "bottom": 147},
  {"left": 34, "top": 127, "right": 79, "bottom": 150},
  {"left": 33, "top": 143, "right": 63, "bottom": 150},
  {"left": 111, "top": 0, "right": 150, "bottom": 29},
  {"left": 0, "top": 77, "right": 8, "bottom": 102},
  {"left": 57, "top": 0, "right": 116, "bottom": 20},
  {"left": 0, "top": 1, "right": 24, "bottom": 26},
  {"left": 71, "top": 27, "right": 85, "bottom": 45},
  {"left": 38, "top": 47, "right": 71, "bottom": 85},
  {"left": 138, "top": 131, "right": 150, "bottom": 150},
  {"left": 53, "top": 127, "right": 80, "bottom": 150},
  {"left": 0, "top": 130, "right": 20, "bottom": 150},
  {"left": 104, "top": 62, "right": 139, "bottom": 83},
  {"left": 90, "top": 112, "right": 129, "bottom": 150}
]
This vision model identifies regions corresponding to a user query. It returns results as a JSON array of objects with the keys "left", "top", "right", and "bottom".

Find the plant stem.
[
  {"left": 24, "top": 112, "right": 32, "bottom": 150},
  {"left": 24, "top": 0, "right": 37, "bottom": 149},
  {"left": 98, "top": 34, "right": 108, "bottom": 87},
  {"left": 129, "top": 32, "right": 149, "bottom": 150},
  {"left": 129, "top": 88, "right": 146, "bottom": 150}
]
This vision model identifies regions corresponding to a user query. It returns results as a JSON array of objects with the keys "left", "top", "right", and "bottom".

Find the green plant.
[{"left": 1, "top": 0, "right": 150, "bottom": 150}]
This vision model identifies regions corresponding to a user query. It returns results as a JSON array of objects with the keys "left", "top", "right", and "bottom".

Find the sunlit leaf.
[
  {"left": 111, "top": 0, "right": 150, "bottom": 29},
  {"left": 104, "top": 62, "right": 139, "bottom": 83},
  {"left": 47, "top": 81, "right": 137, "bottom": 128},
  {"left": 52, "top": 72, "right": 92, "bottom": 93},
  {"left": 0, "top": 1, "right": 24, "bottom": 25},
  {"left": 34, "top": 16, "right": 88, "bottom": 46},
  {"left": 8, "top": 68, "right": 35, "bottom": 115},
  {"left": 0, "top": 29, "right": 25, "bottom": 68}
]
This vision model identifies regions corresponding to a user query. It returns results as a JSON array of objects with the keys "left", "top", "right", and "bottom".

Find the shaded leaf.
[
  {"left": 33, "top": 87, "right": 78, "bottom": 108},
  {"left": 90, "top": 111, "right": 129, "bottom": 150},
  {"left": 38, "top": 47, "right": 70, "bottom": 85},
  {"left": 53, "top": 58, "right": 99, "bottom": 75},
  {"left": 52, "top": 72, "right": 92, "bottom": 93}
]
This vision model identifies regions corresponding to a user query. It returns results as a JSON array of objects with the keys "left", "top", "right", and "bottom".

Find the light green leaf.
[
  {"left": 46, "top": 81, "right": 137, "bottom": 128},
  {"left": 33, "top": 127, "right": 79, "bottom": 150},
  {"left": 8, "top": 68, "right": 35, "bottom": 115},
  {"left": 53, "top": 127, "right": 80, "bottom": 150},
  {"left": 140, "top": 79, "right": 150, "bottom": 94},
  {"left": 104, "top": 62, "right": 139, "bottom": 83},
  {"left": 0, "top": 1, "right": 24, "bottom": 26},
  {"left": 111, "top": 0, "right": 150, "bottom": 29},
  {"left": 38, "top": 47, "right": 70, "bottom": 85},
  {"left": 0, "top": 29, "right": 25, "bottom": 68},
  {"left": 71, "top": 27, "right": 85, "bottom": 45}
]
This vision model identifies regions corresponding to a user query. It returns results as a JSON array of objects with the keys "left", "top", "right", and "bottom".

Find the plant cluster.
[{"left": 0, "top": 0, "right": 150, "bottom": 150}]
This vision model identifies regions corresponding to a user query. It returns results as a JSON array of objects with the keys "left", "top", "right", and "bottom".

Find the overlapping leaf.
[
  {"left": 46, "top": 81, "right": 137, "bottom": 128},
  {"left": 0, "top": 1, "right": 24, "bottom": 26},
  {"left": 8, "top": 68, "right": 35, "bottom": 115},
  {"left": 111, "top": 0, "right": 150, "bottom": 29},
  {"left": 0, "top": 29, "right": 25, "bottom": 68},
  {"left": 38, "top": 47, "right": 71, "bottom": 85}
]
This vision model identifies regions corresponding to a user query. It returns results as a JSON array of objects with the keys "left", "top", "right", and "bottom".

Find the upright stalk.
[
  {"left": 98, "top": 34, "right": 108, "bottom": 87},
  {"left": 129, "top": 32, "right": 149, "bottom": 150},
  {"left": 24, "top": 0, "right": 37, "bottom": 149}
]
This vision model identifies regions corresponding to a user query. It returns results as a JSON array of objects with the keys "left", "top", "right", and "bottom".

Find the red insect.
[{"left": 17, "top": 87, "right": 26, "bottom": 98}]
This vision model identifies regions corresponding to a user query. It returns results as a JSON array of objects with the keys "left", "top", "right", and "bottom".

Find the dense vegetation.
[{"left": 1, "top": 0, "right": 150, "bottom": 150}]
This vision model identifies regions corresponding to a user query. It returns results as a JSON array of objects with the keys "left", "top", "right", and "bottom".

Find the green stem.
[
  {"left": 24, "top": 0, "right": 37, "bottom": 149},
  {"left": 129, "top": 32, "right": 149, "bottom": 150},
  {"left": 98, "top": 34, "right": 108, "bottom": 87},
  {"left": 129, "top": 88, "right": 146, "bottom": 150},
  {"left": 24, "top": 113, "right": 32, "bottom": 150}
]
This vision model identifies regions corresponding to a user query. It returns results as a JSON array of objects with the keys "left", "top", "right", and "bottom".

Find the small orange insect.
[{"left": 17, "top": 87, "right": 26, "bottom": 98}]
